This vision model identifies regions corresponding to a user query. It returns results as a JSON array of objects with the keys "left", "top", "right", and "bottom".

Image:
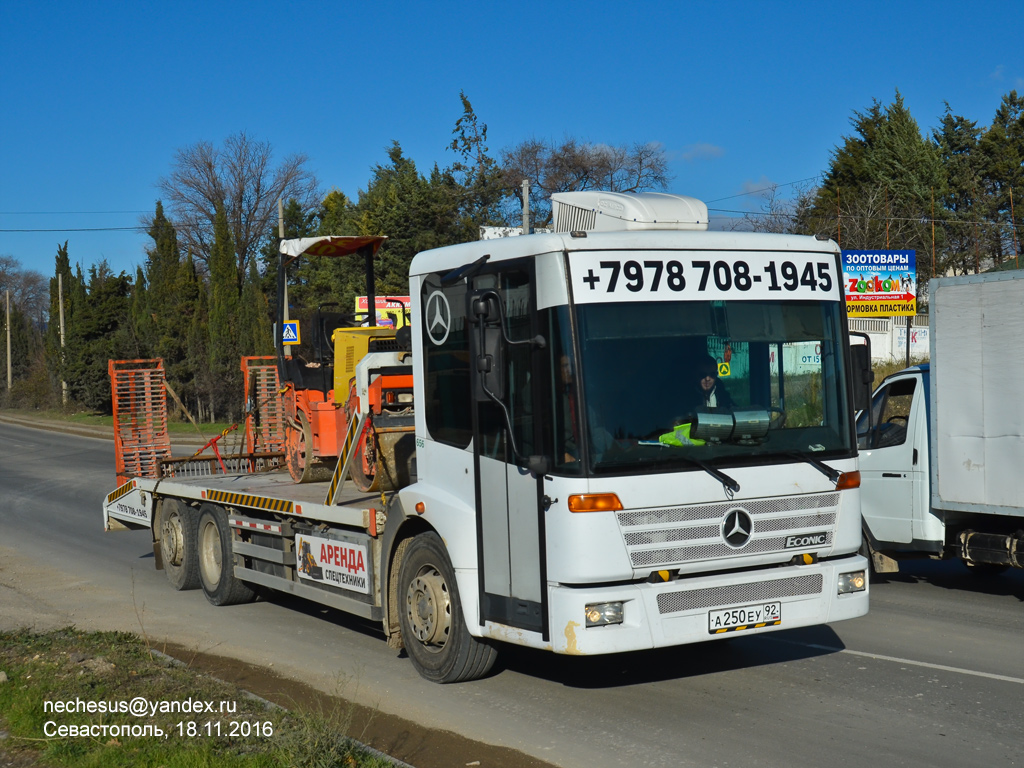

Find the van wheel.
[
  {"left": 160, "top": 500, "right": 199, "bottom": 590},
  {"left": 397, "top": 533, "right": 497, "bottom": 683},
  {"left": 197, "top": 504, "right": 256, "bottom": 606}
]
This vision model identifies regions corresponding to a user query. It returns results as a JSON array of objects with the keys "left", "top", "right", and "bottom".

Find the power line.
[
  {"left": 0, "top": 210, "right": 149, "bottom": 215},
  {"left": 705, "top": 176, "right": 821, "bottom": 204},
  {"left": 0, "top": 226, "right": 145, "bottom": 233},
  {"left": 710, "top": 206, "right": 1024, "bottom": 232}
]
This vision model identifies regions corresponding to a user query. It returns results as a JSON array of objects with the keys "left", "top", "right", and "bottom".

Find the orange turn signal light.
[
  {"left": 836, "top": 471, "right": 861, "bottom": 490},
  {"left": 567, "top": 493, "right": 624, "bottom": 513}
]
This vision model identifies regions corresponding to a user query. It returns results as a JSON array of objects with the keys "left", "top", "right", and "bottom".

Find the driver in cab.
[{"left": 660, "top": 355, "right": 732, "bottom": 446}]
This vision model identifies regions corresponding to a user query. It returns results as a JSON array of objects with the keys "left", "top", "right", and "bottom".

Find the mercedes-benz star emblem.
[
  {"left": 425, "top": 290, "right": 451, "bottom": 346},
  {"left": 722, "top": 508, "right": 753, "bottom": 548}
]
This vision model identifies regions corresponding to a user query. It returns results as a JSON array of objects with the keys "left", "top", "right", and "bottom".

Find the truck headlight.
[
  {"left": 585, "top": 602, "right": 624, "bottom": 627},
  {"left": 837, "top": 570, "right": 867, "bottom": 594}
]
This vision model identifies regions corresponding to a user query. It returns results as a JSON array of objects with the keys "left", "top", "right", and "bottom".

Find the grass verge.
[
  {"left": 0, "top": 628, "right": 396, "bottom": 768},
  {"left": 0, "top": 407, "right": 234, "bottom": 437}
]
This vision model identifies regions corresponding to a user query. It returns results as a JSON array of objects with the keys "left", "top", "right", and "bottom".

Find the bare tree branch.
[
  {"left": 154, "top": 131, "right": 320, "bottom": 286},
  {"left": 501, "top": 137, "right": 672, "bottom": 225},
  {"left": 0, "top": 255, "right": 48, "bottom": 321}
]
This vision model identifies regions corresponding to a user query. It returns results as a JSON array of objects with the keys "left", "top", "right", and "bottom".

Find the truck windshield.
[{"left": 567, "top": 298, "right": 854, "bottom": 475}]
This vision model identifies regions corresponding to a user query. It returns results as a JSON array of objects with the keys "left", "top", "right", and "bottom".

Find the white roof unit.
[{"left": 550, "top": 191, "right": 709, "bottom": 233}]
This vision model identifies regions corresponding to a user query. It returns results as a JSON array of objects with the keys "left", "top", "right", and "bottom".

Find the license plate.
[{"left": 708, "top": 602, "right": 782, "bottom": 634}]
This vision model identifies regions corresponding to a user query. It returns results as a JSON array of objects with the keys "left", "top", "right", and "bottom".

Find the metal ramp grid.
[
  {"left": 109, "top": 358, "right": 172, "bottom": 486},
  {"left": 242, "top": 356, "right": 287, "bottom": 456}
]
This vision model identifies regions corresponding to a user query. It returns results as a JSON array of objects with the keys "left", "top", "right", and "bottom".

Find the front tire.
[
  {"left": 397, "top": 533, "right": 497, "bottom": 683},
  {"left": 160, "top": 499, "right": 199, "bottom": 590},
  {"left": 197, "top": 504, "right": 256, "bottom": 606}
]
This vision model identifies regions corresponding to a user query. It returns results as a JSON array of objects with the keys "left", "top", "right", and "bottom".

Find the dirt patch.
[{"left": 159, "top": 642, "right": 558, "bottom": 768}]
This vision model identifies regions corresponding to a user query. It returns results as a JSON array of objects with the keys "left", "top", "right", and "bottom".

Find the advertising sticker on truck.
[
  {"left": 571, "top": 251, "right": 839, "bottom": 303},
  {"left": 295, "top": 534, "right": 369, "bottom": 594},
  {"left": 105, "top": 486, "right": 150, "bottom": 525}
]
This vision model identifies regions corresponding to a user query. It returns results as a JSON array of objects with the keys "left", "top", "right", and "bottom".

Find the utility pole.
[
  {"left": 59, "top": 273, "right": 68, "bottom": 405},
  {"left": 5, "top": 289, "right": 10, "bottom": 391},
  {"left": 278, "top": 198, "right": 290, "bottom": 358},
  {"left": 521, "top": 179, "right": 530, "bottom": 236}
]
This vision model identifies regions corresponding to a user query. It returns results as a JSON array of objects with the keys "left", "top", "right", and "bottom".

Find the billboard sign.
[
  {"left": 356, "top": 296, "right": 411, "bottom": 328},
  {"left": 841, "top": 250, "right": 916, "bottom": 317}
]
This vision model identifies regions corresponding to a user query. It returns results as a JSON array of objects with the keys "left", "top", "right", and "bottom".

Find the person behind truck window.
[
  {"left": 558, "top": 352, "right": 614, "bottom": 464},
  {"left": 693, "top": 354, "right": 733, "bottom": 411},
  {"left": 559, "top": 353, "right": 581, "bottom": 462},
  {"left": 658, "top": 355, "right": 733, "bottom": 447}
]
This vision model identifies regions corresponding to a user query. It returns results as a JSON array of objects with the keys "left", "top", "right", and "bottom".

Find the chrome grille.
[
  {"left": 657, "top": 573, "right": 824, "bottom": 614},
  {"left": 619, "top": 493, "right": 840, "bottom": 570},
  {"left": 632, "top": 533, "right": 834, "bottom": 566}
]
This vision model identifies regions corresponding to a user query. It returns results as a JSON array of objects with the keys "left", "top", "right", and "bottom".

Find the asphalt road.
[{"left": 1, "top": 420, "right": 1022, "bottom": 767}]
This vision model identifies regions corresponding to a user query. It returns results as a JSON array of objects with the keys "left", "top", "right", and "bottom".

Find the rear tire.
[
  {"left": 197, "top": 504, "right": 256, "bottom": 606},
  {"left": 160, "top": 499, "right": 199, "bottom": 591},
  {"left": 397, "top": 532, "right": 497, "bottom": 683}
]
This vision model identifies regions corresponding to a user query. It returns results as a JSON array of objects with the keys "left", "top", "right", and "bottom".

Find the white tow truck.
[
  {"left": 104, "top": 191, "right": 871, "bottom": 683},
  {"left": 859, "top": 270, "right": 1024, "bottom": 573}
]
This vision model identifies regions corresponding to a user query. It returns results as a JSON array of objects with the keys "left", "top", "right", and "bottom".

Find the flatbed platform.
[{"left": 104, "top": 469, "right": 386, "bottom": 532}]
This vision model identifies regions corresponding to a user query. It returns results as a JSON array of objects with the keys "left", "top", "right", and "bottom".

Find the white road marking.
[{"left": 770, "top": 638, "right": 1024, "bottom": 685}]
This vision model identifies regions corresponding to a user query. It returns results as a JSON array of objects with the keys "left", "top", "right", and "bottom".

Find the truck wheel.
[
  {"left": 160, "top": 499, "right": 199, "bottom": 591},
  {"left": 397, "top": 532, "right": 497, "bottom": 683},
  {"left": 197, "top": 504, "right": 256, "bottom": 606}
]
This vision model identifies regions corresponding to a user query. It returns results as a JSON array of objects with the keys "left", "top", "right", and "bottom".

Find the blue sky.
[{"left": 2, "top": 0, "right": 1021, "bottom": 279}]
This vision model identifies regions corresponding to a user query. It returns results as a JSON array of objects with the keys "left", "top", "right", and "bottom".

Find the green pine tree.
[{"left": 207, "top": 201, "right": 242, "bottom": 419}]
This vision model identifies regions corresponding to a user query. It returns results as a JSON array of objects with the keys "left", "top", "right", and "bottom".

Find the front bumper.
[{"left": 544, "top": 555, "right": 869, "bottom": 655}]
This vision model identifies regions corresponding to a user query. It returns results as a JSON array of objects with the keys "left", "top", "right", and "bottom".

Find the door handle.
[{"left": 881, "top": 472, "right": 903, "bottom": 478}]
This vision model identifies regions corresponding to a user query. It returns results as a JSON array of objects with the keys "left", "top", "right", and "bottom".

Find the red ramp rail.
[
  {"left": 242, "top": 356, "right": 287, "bottom": 456},
  {"left": 109, "top": 359, "right": 171, "bottom": 485}
]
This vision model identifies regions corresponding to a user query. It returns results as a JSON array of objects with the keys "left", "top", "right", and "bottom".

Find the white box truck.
[
  {"left": 104, "top": 191, "right": 871, "bottom": 683},
  {"left": 859, "top": 270, "right": 1024, "bottom": 572}
]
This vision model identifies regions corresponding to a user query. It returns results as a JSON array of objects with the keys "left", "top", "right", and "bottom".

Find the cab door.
[
  {"left": 858, "top": 374, "right": 922, "bottom": 545},
  {"left": 470, "top": 263, "right": 548, "bottom": 637}
]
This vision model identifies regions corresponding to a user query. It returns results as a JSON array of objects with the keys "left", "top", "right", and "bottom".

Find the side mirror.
[
  {"left": 467, "top": 291, "right": 506, "bottom": 402},
  {"left": 849, "top": 337, "right": 873, "bottom": 414},
  {"left": 527, "top": 455, "right": 551, "bottom": 477}
]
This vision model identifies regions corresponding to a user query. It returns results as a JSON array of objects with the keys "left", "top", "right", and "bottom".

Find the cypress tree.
[{"left": 207, "top": 201, "right": 241, "bottom": 419}]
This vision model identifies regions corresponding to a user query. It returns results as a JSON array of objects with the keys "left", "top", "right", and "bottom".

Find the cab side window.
[{"left": 870, "top": 377, "right": 916, "bottom": 449}]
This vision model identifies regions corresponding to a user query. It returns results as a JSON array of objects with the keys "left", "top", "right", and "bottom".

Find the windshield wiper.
[
  {"left": 678, "top": 456, "right": 741, "bottom": 495},
  {"left": 785, "top": 451, "right": 841, "bottom": 484},
  {"left": 596, "top": 450, "right": 740, "bottom": 494}
]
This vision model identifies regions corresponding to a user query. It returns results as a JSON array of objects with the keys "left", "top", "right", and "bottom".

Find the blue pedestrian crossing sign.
[{"left": 281, "top": 321, "right": 301, "bottom": 345}]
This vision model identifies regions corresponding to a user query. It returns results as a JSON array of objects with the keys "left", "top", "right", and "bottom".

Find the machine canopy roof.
[{"left": 279, "top": 235, "right": 387, "bottom": 259}]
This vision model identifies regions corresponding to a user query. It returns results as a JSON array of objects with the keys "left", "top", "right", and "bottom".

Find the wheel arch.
[{"left": 380, "top": 497, "right": 436, "bottom": 646}]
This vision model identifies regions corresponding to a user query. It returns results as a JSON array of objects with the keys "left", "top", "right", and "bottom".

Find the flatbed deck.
[{"left": 104, "top": 469, "right": 385, "bottom": 532}]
